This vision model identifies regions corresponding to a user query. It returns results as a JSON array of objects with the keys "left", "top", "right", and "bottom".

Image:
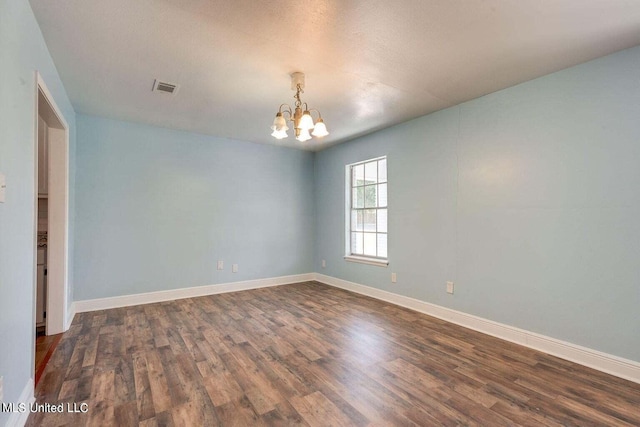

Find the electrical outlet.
[
  {"left": 232, "top": 264, "right": 238, "bottom": 273},
  {"left": 217, "top": 260, "right": 224, "bottom": 270},
  {"left": 0, "top": 375, "right": 4, "bottom": 402},
  {"left": 391, "top": 273, "right": 397, "bottom": 283},
  {"left": 322, "top": 260, "right": 326, "bottom": 268},
  {"left": 446, "top": 281, "right": 454, "bottom": 294},
  {"left": 0, "top": 173, "right": 6, "bottom": 203}
]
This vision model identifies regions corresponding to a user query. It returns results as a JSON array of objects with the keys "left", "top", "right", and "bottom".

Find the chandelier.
[{"left": 271, "top": 72, "right": 328, "bottom": 142}]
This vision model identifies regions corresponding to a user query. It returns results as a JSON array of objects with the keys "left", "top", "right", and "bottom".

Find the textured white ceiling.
[{"left": 30, "top": 0, "right": 640, "bottom": 151}]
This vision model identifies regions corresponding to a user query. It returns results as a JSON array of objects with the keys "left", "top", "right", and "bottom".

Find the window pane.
[
  {"left": 363, "top": 233, "right": 376, "bottom": 256},
  {"left": 351, "top": 232, "right": 363, "bottom": 254},
  {"left": 365, "top": 161, "right": 377, "bottom": 184},
  {"left": 377, "top": 234, "right": 387, "bottom": 258},
  {"left": 377, "top": 209, "right": 387, "bottom": 233},
  {"left": 364, "top": 184, "right": 377, "bottom": 208},
  {"left": 353, "top": 187, "right": 364, "bottom": 208},
  {"left": 353, "top": 164, "right": 365, "bottom": 186},
  {"left": 364, "top": 209, "right": 376, "bottom": 232},
  {"left": 347, "top": 157, "right": 388, "bottom": 260},
  {"left": 352, "top": 210, "right": 364, "bottom": 231},
  {"left": 378, "top": 183, "right": 387, "bottom": 207},
  {"left": 378, "top": 158, "right": 387, "bottom": 183}
]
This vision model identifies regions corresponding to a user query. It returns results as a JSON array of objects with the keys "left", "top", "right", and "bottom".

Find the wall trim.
[
  {"left": 5, "top": 378, "right": 35, "bottom": 427},
  {"left": 74, "top": 273, "right": 315, "bottom": 313},
  {"left": 36, "top": 72, "right": 71, "bottom": 337},
  {"left": 71, "top": 272, "right": 640, "bottom": 383},
  {"left": 66, "top": 302, "right": 76, "bottom": 329},
  {"left": 314, "top": 273, "right": 640, "bottom": 384}
]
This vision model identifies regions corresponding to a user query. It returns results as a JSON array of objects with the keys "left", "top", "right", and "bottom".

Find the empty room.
[{"left": 2, "top": 0, "right": 640, "bottom": 426}]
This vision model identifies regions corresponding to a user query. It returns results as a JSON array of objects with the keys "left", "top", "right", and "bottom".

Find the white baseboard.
[
  {"left": 70, "top": 271, "right": 640, "bottom": 384},
  {"left": 66, "top": 302, "right": 76, "bottom": 329},
  {"left": 74, "top": 273, "right": 315, "bottom": 313},
  {"left": 314, "top": 273, "right": 640, "bottom": 384},
  {"left": 5, "top": 378, "right": 35, "bottom": 427}
]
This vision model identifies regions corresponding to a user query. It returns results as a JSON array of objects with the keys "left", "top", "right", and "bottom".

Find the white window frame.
[{"left": 344, "top": 156, "right": 389, "bottom": 267}]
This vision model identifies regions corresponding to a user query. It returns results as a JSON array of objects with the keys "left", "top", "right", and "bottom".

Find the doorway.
[{"left": 34, "top": 73, "right": 69, "bottom": 382}]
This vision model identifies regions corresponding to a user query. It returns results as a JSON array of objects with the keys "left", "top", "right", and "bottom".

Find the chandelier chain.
[{"left": 294, "top": 84, "right": 304, "bottom": 107}]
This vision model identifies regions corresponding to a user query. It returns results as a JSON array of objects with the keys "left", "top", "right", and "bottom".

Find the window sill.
[{"left": 344, "top": 255, "right": 389, "bottom": 267}]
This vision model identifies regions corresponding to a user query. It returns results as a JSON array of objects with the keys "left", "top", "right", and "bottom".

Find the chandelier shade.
[
  {"left": 270, "top": 112, "right": 289, "bottom": 139},
  {"left": 271, "top": 72, "right": 328, "bottom": 142},
  {"left": 311, "top": 118, "right": 329, "bottom": 137},
  {"left": 298, "top": 111, "right": 315, "bottom": 131},
  {"left": 271, "top": 128, "right": 288, "bottom": 139},
  {"left": 297, "top": 128, "right": 312, "bottom": 142}
]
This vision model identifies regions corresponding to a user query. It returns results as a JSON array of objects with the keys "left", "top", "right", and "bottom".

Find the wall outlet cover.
[
  {"left": 446, "top": 281, "right": 454, "bottom": 294},
  {"left": 391, "top": 273, "right": 397, "bottom": 283},
  {"left": 232, "top": 264, "right": 238, "bottom": 273},
  {"left": 217, "top": 260, "right": 224, "bottom": 270},
  {"left": 0, "top": 172, "right": 6, "bottom": 203}
]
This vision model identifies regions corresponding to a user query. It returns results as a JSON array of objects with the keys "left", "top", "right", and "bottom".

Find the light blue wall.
[
  {"left": 2, "top": 6, "right": 638, "bottom": 416},
  {"left": 74, "top": 115, "right": 315, "bottom": 300},
  {"left": 315, "top": 46, "right": 640, "bottom": 362},
  {"left": 0, "top": 0, "right": 76, "bottom": 422}
]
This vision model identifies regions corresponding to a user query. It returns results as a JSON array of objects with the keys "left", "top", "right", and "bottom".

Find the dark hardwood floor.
[
  {"left": 35, "top": 332, "right": 63, "bottom": 387},
  {"left": 28, "top": 281, "right": 640, "bottom": 426}
]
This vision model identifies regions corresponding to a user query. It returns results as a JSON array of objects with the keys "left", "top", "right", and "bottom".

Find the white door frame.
[{"left": 34, "top": 72, "right": 70, "bottom": 337}]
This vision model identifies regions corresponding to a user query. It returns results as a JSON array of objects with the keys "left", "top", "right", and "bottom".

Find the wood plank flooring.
[
  {"left": 28, "top": 281, "right": 640, "bottom": 426},
  {"left": 35, "top": 333, "right": 63, "bottom": 387}
]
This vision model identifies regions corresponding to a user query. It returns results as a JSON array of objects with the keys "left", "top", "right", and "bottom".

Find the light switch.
[{"left": 0, "top": 172, "right": 5, "bottom": 203}]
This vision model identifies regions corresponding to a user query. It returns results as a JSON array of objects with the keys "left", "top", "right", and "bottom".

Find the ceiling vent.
[{"left": 152, "top": 79, "right": 179, "bottom": 95}]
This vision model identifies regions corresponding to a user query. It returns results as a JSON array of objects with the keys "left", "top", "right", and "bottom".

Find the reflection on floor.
[
  {"left": 28, "top": 282, "right": 640, "bottom": 426},
  {"left": 35, "top": 333, "right": 62, "bottom": 387}
]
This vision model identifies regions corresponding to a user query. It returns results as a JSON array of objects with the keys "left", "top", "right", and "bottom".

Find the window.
[{"left": 345, "top": 156, "right": 388, "bottom": 266}]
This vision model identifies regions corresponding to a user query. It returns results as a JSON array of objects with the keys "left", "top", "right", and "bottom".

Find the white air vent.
[{"left": 152, "top": 79, "right": 179, "bottom": 95}]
